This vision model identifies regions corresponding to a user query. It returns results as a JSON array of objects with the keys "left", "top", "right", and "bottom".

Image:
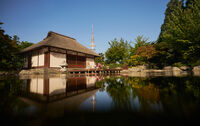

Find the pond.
[{"left": 1, "top": 74, "right": 200, "bottom": 126}]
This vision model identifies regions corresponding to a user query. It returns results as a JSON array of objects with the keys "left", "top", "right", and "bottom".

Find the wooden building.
[{"left": 21, "top": 31, "right": 99, "bottom": 69}]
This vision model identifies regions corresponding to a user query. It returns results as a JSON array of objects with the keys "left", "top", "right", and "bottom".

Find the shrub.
[
  {"left": 190, "top": 60, "right": 200, "bottom": 67},
  {"left": 105, "top": 63, "right": 123, "bottom": 69},
  {"left": 173, "top": 62, "right": 185, "bottom": 67}
]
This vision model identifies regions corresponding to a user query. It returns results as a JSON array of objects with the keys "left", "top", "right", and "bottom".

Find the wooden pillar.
[
  {"left": 44, "top": 48, "right": 50, "bottom": 68},
  {"left": 37, "top": 51, "right": 39, "bottom": 67},
  {"left": 66, "top": 50, "right": 68, "bottom": 67},
  {"left": 28, "top": 52, "right": 32, "bottom": 69},
  {"left": 76, "top": 52, "right": 78, "bottom": 68}
]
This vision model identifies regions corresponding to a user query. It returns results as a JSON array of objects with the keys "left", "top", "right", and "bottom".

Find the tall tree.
[
  {"left": 182, "top": 0, "right": 200, "bottom": 64},
  {"left": 155, "top": 0, "right": 200, "bottom": 66},
  {"left": 0, "top": 23, "right": 33, "bottom": 71},
  {"left": 158, "top": 0, "right": 184, "bottom": 43},
  {"left": 0, "top": 23, "right": 22, "bottom": 71}
]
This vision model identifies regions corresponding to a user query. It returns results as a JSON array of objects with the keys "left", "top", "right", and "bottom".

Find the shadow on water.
[{"left": 1, "top": 74, "right": 200, "bottom": 125}]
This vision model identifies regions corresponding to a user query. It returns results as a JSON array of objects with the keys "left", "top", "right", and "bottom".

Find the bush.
[
  {"left": 190, "top": 60, "right": 200, "bottom": 67},
  {"left": 105, "top": 63, "right": 123, "bottom": 69},
  {"left": 128, "top": 55, "right": 146, "bottom": 66},
  {"left": 173, "top": 62, "right": 185, "bottom": 67}
]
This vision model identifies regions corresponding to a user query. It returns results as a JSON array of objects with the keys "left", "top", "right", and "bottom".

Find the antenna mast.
[{"left": 90, "top": 24, "right": 95, "bottom": 51}]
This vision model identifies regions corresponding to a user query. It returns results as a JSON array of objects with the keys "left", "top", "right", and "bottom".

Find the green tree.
[
  {"left": 155, "top": 0, "right": 200, "bottom": 67},
  {"left": 128, "top": 35, "right": 152, "bottom": 66},
  {"left": 150, "top": 42, "right": 173, "bottom": 67},
  {"left": 18, "top": 41, "right": 33, "bottom": 51},
  {"left": 128, "top": 55, "right": 145, "bottom": 66},
  {"left": 158, "top": 0, "right": 184, "bottom": 64},
  {"left": 0, "top": 23, "right": 22, "bottom": 71},
  {"left": 0, "top": 23, "right": 33, "bottom": 71},
  {"left": 182, "top": 0, "right": 200, "bottom": 65},
  {"left": 105, "top": 38, "right": 130, "bottom": 64},
  {"left": 158, "top": 0, "right": 184, "bottom": 43},
  {"left": 130, "top": 35, "right": 149, "bottom": 56}
]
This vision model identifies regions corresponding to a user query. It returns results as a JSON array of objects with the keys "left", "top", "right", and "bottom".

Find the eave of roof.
[{"left": 21, "top": 31, "right": 99, "bottom": 57}]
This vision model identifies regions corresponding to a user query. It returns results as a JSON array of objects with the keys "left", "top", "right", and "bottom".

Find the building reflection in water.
[{"left": 20, "top": 75, "right": 101, "bottom": 114}]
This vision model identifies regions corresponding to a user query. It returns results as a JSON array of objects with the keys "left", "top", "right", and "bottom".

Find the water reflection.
[
  {"left": 1, "top": 74, "right": 200, "bottom": 125},
  {"left": 100, "top": 77, "right": 163, "bottom": 113},
  {"left": 103, "top": 76, "right": 200, "bottom": 116},
  {"left": 20, "top": 75, "right": 99, "bottom": 103}
]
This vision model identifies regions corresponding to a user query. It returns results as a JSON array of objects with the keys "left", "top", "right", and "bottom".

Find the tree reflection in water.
[
  {"left": 104, "top": 77, "right": 162, "bottom": 112},
  {"left": 1, "top": 75, "right": 200, "bottom": 125},
  {"left": 0, "top": 76, "right": 29, "bottom": 124},
  {"left": 105, "top": 77, "right": 132, "bottom": 111},
  {"left": 102, "top": 76, "right": 200, "bottom": 115},
  {"left": 149, "top": 77, "right": 200, "bottom": 117}
]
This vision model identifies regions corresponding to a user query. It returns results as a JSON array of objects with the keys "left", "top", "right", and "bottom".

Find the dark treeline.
[
  {"left": 0, "top": 22, "right": 33, "bottom": 71},
  {"left": 97, "top": 0, "right": 200, "bottom": 68}
]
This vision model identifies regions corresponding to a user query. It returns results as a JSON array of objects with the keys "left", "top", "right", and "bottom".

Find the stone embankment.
[
  {"left": 193, "top": 66, "right": 200, "bottom": 76},
  {"left": 121, "top": 65, "right": 200, "bottom": 77},
  {"left": 19, "top": 68, "right": 66, "bottom": 75},
  {"left": 2, "top": 66, "right": 200, "bottom": 76}
]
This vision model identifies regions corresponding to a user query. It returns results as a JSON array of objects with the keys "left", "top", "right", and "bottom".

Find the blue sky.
[{"left": 0, "top": 0, "right": 169, "bottom": 53}]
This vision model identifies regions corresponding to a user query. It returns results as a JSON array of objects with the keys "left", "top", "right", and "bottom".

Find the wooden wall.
[{"left": 23, "top": 46, "right": 96, "bottom": 69}]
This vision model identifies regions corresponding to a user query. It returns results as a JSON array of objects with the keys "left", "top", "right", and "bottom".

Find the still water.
[{"left": 1, "top": 74, "right": 200, "bottom": 125}]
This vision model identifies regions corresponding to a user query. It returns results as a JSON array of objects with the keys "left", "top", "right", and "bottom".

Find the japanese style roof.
[{"left": 21, "top": 31, "right": 99, "bottom": 56}]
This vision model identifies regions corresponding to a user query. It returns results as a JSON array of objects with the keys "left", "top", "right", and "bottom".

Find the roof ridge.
[
  {"left": 21, "top": 31, "right": 99, "bottom": 56},
  {"left": 48, "top": 31, "right": 76, "bottom": 40}
]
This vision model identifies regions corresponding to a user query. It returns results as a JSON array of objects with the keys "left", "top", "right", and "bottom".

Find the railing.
[{"left": 68, "top": 68, "right": 122, "bottom": 75}]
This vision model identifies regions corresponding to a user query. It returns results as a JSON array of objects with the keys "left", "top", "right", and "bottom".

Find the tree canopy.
[
  {"left": 105, "top": 38, "right": 130, "bottom": 64},
  {"left": 155, "top": 0, "right": 200, "bottom": 67},
  {"left": 95, "top": 53, "right": 105, "bottom": 65},
  {"left": 0, "top": 22, "right": 33, "bottom": 71}
]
